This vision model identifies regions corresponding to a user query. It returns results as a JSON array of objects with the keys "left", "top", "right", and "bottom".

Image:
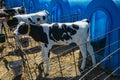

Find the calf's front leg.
[
  {"left": 41, "top": 44, "right": 52, "bottom": 76},
  {"left": 14, "top": 35, "right": 21, "bottom": 49}
]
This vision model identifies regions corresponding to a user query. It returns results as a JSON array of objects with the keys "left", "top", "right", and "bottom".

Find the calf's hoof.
[
  {"left": 80, "top": 68, "right": 84, "bottom": 72},
  {"left": 45, "top": 73, "right": 49, "bottom": 77},
  {"left": 40, "top": 62, "right": 44, "bottom": 65}
]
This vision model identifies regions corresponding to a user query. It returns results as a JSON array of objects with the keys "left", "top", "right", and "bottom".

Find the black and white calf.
[
  {"left": 6, "top": 10, "right": 49, "bottom": 49},
  {"left": 0, "top": 6, "right": 26, "bottom": 16},
  {"left": 13, "top": 19, "right": 96, "bottom": 76},
  {"left": 7, "top": 10, "right": 49, "bottom": 28},
  {"left": 0, "top": 6, "right": 26, "bottom": 32},
  {"left": 0, "top": 6, "right": 26, "bottom": 49}
]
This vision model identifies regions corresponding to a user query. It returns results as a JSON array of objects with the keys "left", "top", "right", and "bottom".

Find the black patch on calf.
[
  {"left": 28, "top": 18, "right": 35, "bottom": 24},
  {"left": 29, "top": 24, "right": 48, "bottom": 44},
  {"left": 72, "top": 24, "right": 79, "bottom": 30},
  {"left": 67, "top": 27, "right": 77, "bottom": 35},
  {"left": 4, "top": 9, "right": 16, "bottom": 16},
  {"left": 48, "top": 50, "right": 50, "bottom": 58},
  {"left": 37, "top": 18, "right": 40, "bottom": 21},
  {"left": 17, "top": 7, "right": 26, "bottom": 14},
  {"left": 49, "top": 23, "right": 64, "bottom": 41},
  {"left": 18, "top": 23, "right": 28, "bottom": 34},
  {"left": 49, "top": 23, "right": 77, "bottom": 41},
  {"left": 18, "top": 8, "right": 25, "bottom": 14},
  {"left": 7, "top": 17, "right": 18, "bottom": 28},
  {"left": 61, "top": 24, "right": 72, "bottom": 40},
  {"left": 42, "top": 16, "right": 46, "bottom": 20}
]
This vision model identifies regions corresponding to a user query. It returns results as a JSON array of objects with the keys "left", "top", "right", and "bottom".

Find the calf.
[
  {"left": 0, "top": 6, "right": 26, "bottom": 49},
  {"left": 7, "top": 10, "right": 49, "bottom": 28},
  {"left": 7, "top": 10, "right": 49, "bottom": 49},
  {"left": 0, "top": 6, "right": 26, "bottom": 32},
  {"left": 0, "top": 6, "right": 26, "bottom": 16},
  {"left": 13, "top": 19, "right": 96, "bottom": 76}
]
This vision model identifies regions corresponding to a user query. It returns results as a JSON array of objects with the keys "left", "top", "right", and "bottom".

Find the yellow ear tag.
[
  {"left": 27, "top": 25, "right": 31, "bottom": 34},
  {"left": 9, "top": 16, "right": 13, "bottom": 20}
]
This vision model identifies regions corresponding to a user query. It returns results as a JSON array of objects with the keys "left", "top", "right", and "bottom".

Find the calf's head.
[
  {"left": 4, "top": 9, "right": 17, "bottom": 16},
  {"left": 7, "top": 17, "right": 19, "bottom": 28},
  {"left": 5, "top": 6, "right": 26, "bottom": 28},
  {"left": 4, "top": 6, "right": 26, "bottom": 16}
]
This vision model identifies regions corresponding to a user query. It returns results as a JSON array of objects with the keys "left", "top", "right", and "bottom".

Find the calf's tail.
[
  {"left": 87, "top": 20, "right": 90, "bottom": 42},
  {"left": 81, "top": 19, "right": 90, "bottom": 23}
]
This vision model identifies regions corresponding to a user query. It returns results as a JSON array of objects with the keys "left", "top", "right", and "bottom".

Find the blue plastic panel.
[
  {"left": 5, "top": 0, "right": 24, "bottom": 8},
  {"left": 91, "top": 11, "right": 108, "bottom": 41},
  {"left": 5, "top": 0, "right": 51, "bottom": 13},
  {"left": 51, "top": 4, "right": 62, "bottom": 22}
]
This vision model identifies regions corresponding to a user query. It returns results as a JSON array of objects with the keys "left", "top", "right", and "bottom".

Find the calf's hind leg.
[
  {"left": 87, "top": 42, "right": 96, "bottom": 66},
  {"left": 78, "top": 42, "right": 87, "bottom": 70}
]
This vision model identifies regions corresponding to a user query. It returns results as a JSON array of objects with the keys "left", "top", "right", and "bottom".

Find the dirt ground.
[{"left": 0, "top": 31, "right": 82, "bottom": 80}]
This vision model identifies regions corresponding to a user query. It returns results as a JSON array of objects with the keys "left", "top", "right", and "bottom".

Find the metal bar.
[
  {"left": 104, "top": 65, "right": 120, "bottom": 80},
  {"left": 92, "top": 72, "right": 105, "bottom": 80},
  {"left": 79, "top": 48, "right": 120, "bottom": 80},
  {"left": 57, "top": 55, "right": 63, "bottom": 77},
  {"left": 72, "top": 50, "right": 77, "bottom": 76}
]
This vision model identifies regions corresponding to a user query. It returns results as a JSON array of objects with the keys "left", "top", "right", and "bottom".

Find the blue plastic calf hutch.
[{"left": 84, "top": 0, "right": 120, "bottom": 76}]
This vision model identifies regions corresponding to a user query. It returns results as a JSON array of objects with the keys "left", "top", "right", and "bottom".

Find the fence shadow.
[
  {"left": 36, "top": 75, "right": 80, "bottom": 80},
  {"left": 7, "top": 45, "right": 78, "bottom": 56},
  {"left": 7, "top": 46, "right": 41, "bottom": 56}
]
